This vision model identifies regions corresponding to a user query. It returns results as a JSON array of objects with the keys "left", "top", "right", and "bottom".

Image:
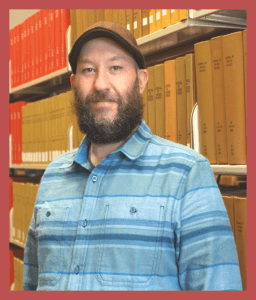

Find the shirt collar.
[{"left": 73, "top": 120, "right": 153, "bottom": 167}]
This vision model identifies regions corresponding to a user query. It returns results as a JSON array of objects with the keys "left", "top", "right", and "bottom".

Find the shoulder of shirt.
[
  {"left": 45, "top": 148, "right": 79, "bottom": 171},
  {"left": 147, "top": 134, "right": 208, "bottom": 164}
]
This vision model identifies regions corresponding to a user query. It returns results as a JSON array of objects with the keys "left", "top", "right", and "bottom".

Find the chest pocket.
[
  {"left": 96, "top": 200, "right": 165, "bottom": 287},
  {"left": 36, "top": 206, "right": 69, "bottom": 285}
]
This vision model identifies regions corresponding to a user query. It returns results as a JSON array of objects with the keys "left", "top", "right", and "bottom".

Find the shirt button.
[
  {"left": 74, "top": 265, "right": 80, "bottom": 274},
  {"left": 130, "top": 207, "right": 137, "bottom": 214},
  {"left": 92, "top": 175, "right": 98, "bottom": 182},
  {"left": 82, "top": 220, "right": 87, "bottom": 227},
  {"left": 46, "top": 211, "right": 51, "bottom": 217}
]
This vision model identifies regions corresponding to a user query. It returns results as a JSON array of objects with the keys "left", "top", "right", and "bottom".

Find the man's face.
[{"left": 72, "top": 37, "right": 146, "bottom": 145}]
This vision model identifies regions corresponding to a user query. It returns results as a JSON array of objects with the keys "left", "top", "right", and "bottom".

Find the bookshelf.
[{"left": 9, "top": 9, "right": 247, "bottom": 290}]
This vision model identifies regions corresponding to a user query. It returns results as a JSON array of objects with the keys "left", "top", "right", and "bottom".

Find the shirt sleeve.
[
  {"left": 175, "top": 158, "right": 242, "bottom": 291},
  {"left": 23, "top": 208, "right": 38, "bottom": 291}
]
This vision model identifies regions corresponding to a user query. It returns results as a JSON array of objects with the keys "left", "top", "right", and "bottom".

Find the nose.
[{"left": 93, "top": 66, "right": 110, "bottom": 92}]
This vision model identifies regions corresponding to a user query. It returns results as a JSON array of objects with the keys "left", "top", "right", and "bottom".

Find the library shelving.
[{"left": 9, "top": 9, "right": 247, "bottom": 291}]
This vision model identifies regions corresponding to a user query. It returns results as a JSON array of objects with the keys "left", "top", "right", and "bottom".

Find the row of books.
[
  {"left": 11, "top": 181, "right": 39, "bottom": 245},
  {"left": 143, "top": 29, "right": 247, "bottom": 165},
  {"left": 222, "top": 190, "right": 247, "bottom": 290},
  {"left": 13, "top": 256, "right": 24, "bottom": 291},
  {"left": 70, "top": 9, "right": 188, "bottom": 47},
  {"left": 9, "top": 9, "right": 71, "bottom": 89}
]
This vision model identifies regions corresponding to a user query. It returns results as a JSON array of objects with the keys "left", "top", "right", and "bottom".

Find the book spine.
[
  {"left": 105, "top": 9, "right": 113, "bottom": 23},
  {"left": 113, "top": 9, "right": 119, "bottom": 24},
  {"left": 119, "top": 10, "right": 126, "bottom": 28},
  {"left": 30, "top": 14, "right": 35, "bottom": 81},
  {"left": 142, "top": 82, "right": 148, "bottom": 125},
  {"left": 23, "top": 20, "right": 27, "bottom": 83},
  {"left": 194, "top": 40, "right": 217, "bottom": 163},
  {"left": 97, "top": 9, "right": 105, "bottom": 22},
  {"left": 142, "top": 9, "right": 149, "bottom": 37},
  {"left": 76, "top": 9, "right": 84, "bottom": 38},
  {"left": 82, "top": 9, "right": 88, "bottom": 31},
  {"left": 176, "top": 57, "right": 187, "bottom": 146},
  {"left": 149, "top": 9, "right": 156, "bottom": 34},
  {"left": 39, "top": 10, "right": 44, "bottom": 78},
  {"left": 88, "top": 9, "right": 95, "bottom": 27},
  {"left": 155, "top": 9, "right": 162, "bottom": 31},
  {"left": 171, "top": 9, "right": 179, "bottom": 25},
  {"left": 164, "top": 59, "right": 177, "bottom": 142},
  {"left": 60, "top": 9, "right": 70, "bottom": 69},
  {"left": 133, "top": 9, "right": 142, "bottom": 39},
  {"left": 10, "top": 28, "right": 14, "bottom": 88},
  {"left": 55, "top": 9, "right": 61, "bottom": 71},
  {"left": 243, "top": 30, "right": 247, "bottom": 120},
  {"left": 162, "top": 9, "right": 171, "bottom": 29},
  {"left": 27, "top": 17, "right": 31, "bottom": 83},
  {"left": 147, "top": 66, "right": 156, "bottom": 135},
  {"left": 154, "top": 64, "right": 165, "bottom": 138},
  {"left": 50, "top": 9, "right": 55, "bottom": 73},
  {"left": 210, "top": 36, "right": 228, "bottom": 163},
  {"left": 35, "top": 11, "right": 39, "bottom": 80},
  {"left": 70, "top": 9, "right": 77, "bottom": 48},
  {"left": 43, "top": 9, "right": 49, "bottom": 76},
  {"left": 222, "top": 31, "right": 247, "bottom": 164},
  {"left": 126, "top": 9, "right": 133, "bottom": 34}
]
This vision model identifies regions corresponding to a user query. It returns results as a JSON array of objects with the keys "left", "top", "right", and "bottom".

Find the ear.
[
  {"left": 137, "top": 69, "right": 148, "bottom": 94},
  {"left": 70, "top": 74, "right": 75, "bottom": 87}
]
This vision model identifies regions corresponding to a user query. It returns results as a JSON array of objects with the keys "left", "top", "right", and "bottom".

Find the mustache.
[{"left": 86, "top": 91, "right": 119, "bottom": 103}]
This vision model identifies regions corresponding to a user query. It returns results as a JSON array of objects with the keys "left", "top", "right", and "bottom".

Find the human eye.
[
  {"left": 83, "top": 67, "right": 95, "bottom": 73},
  {"left": 111, "top": 65, "right": 122, "bottom": 71}
]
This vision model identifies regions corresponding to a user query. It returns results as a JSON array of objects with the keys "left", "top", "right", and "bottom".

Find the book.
[
  {"left": 149, "top": 9, "right": 156, "bottom": 34},
  {"left": 119, "top": 10, "right": 126, "bottom": 28},
  {"left": 194, "top": 40, "right": 217, "bottom": 163},
  {"left": 164, "top": 59, "right": 177, "bottom": 143},
  {"left": 105, "top": 9, "right": 113, "bottom": 23},
  {"left": 142, "top": 9, "right": 149, "bottom": 37},
  {"left": 154, "top": 64, "right": 165, "bottom": 138},
  {"left": 126, "top": 9, "right": 133, "bottom": 34},
  {"left": 155, "top": 9, "right": 162, "bottom": 32},
  {"left": 133, "top": 9, "right": 142, "bottom": 39},
  {"left": 55, "top": 9, "right": 61, "bottom": 71},
  {"left": 162, "top": 9, "right": 171, "bottom": 28},
  {"left": 27, "top": 17, "right": 31, "bottom": 82},
  {"left": 234, "top": 196, "right": 247, "bottom": 290},
  {"left": 113, "top": 9, "right": 119, "bottom": 25},
  {"left": 222, "top": 195, "right": 235, "bottom": 234},
  {"left": 39, "top": 10, "right": 44, "bottom": 77},
  {"left": 222, "top": 31, "right": 247, "bottom": 164},
  {"left": 210, "top": 36, "right": 228, "bottom": 164},
  {"left": 60, "top": 9, "right": 70, "bottom": 69},
  {"left": 70, "top": 9, "right": 77, "bottom": 47},
  {"left": 35, "top": 11, "right": 39, "bottom": 79},
  {"left": 185, "top": 54, "right": 196, "bottom": 148},
  {"left": 147, "top": 66, "right": 156, "bottom": 135},
  {"left": 179, "top": 9, "right": 188, "bottom": 21},
  {"left": 171, "top": 9, "right": 179, "bottom": 25},
  {"left": 96, "top": 9, "right": 105, "bottom": 22},
  {"left": 175, "top": 57, "right": 187, "bottom": 146},
  {"left": 142, "top": 82, "right": 148, "bottom": 125},
  {"left": 43, "top": 10, "right": 49, "bottom": 76},
  {"left": 30, "top": 14, "right": 35, "bottom": 81},
  {"left": 243, "top": 30, "right": 247, "bottom": 120},
  {"left": 88, "top": 9, "right": 96, "bottom": 27},
  {"left": 76, "top": 10, "right": 84, "bottom": 37}
]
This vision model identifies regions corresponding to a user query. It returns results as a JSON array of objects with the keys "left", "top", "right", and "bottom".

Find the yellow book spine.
[
  {"left": 76, "top": 10, "right": 84, "bottom": 37},
  {"left": 142, "top": 9, "right": 149, "bottom": 37},
  {"left": 210, "top": 36, "right": 228, "bottom": 164},
  {"left": 126, "top": 9, "right": 133, "bottom": 34},
  {"left": 222, "top": 31, "right": 246, "bottom": 164},
  {"left": 105, "top": 9, "right": 113, "bottom": 23},
  {"left": 142, "top": 82, "right": 148, "bottom": 126},
  {"left": 234, "top": 196, "right": 247, "bottom": 290},
  {"left": 155, "top": 9, "right": 162, "bottom": 31},
  {"left": 164, "top": 59, "right": 177, "bottom": 142},
  {"left": 176, "top": 56, "right": 187, "bottom": 146},
  {"left": 70, "top": 9, "right": 77, "bottom": 47},
  {"left": 119, "top": 10, "right": 126, "bottom": 28},
  {"left": 133, "top": 9, "right": 142, "bottom": 39},
  {"left": 88, "top": 9, "right": 96, "bottom": 27},
  {"left": 243, "top": 30, "right": 247, "bottom": 120},
  {"left": 149, "top": 9, "right": 156, "bottom": 34},
  {"left": 21, "top": 106, "right": 26, "bottom": 164},
  {"left": 179, "top": 9, "right": 188, "bottom": 21},
  {"left": 194, "top": 40, "right": 217, "bottom": 163},
  {"left": 147, "top": 66, "right": 156, "bottom": 135},
  {"left": 96, "top": 9, "right": 105, "bottom": 22},
  {"left": 222, "top": 196, "right": 235, "bottom": 235},
  {"left": 154, "top": 64, "right": 165, "bottom": 138},
  {"left": 162, "top": 9, "right": 171, "bottom": 28},
  {"left": 171, "top": 9, "right": 179, "bottom": 25},
  {"left": 185, "top": 53, "right": 196, "bottom": 148},
  {"left": 113, "top": 9, "right": 119, "bottom": 24},
  {"left": 82, "top": 9, "right": 88, "bottom": 31}
]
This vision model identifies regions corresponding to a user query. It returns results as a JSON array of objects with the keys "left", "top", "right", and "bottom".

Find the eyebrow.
[{"left": 78, "top": 55, "right": 128, "bottom": 65}]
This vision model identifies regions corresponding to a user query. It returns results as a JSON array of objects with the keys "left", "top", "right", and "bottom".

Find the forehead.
[{"left": 77, "top": 37, "right": 135, "bottom": 64}]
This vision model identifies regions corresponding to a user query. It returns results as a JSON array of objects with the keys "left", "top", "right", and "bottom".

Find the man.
[{"left": 23, "top": 21, "right": 242, "bottom": 291}]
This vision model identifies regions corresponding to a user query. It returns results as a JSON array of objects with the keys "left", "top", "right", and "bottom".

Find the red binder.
[
  {"left": 55, "top": 9, "right": 61, "bottom": 71},
  {"left": 60, "top": 9, "right": 71, "bottom": 69},
  {"left": 43, "top": 9, "right": 49, "bottom": 76}
]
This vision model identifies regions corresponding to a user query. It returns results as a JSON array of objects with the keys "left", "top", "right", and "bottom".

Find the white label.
[
  {"left": 22, "top": 231, "right": 25, "bottom": 242},
  {"left": 149, "top": 15, "right": 153, "bottom": 24},
  {"left": 134, "top": 21, "right": 137, "bottom": 30},
  {"left": 46, "top": 152, "right": 48, "bottom": 162},
  {"left": 171, "top": 9, "right": 175, "bottom": 13},
  {"left": 143, "top": 17, "right": 148, "bottom": 26},
  {"left": 162, "top": 9, "right": 167, "bottom": 16},
  {"left": 127, "top": 24, "right": 130, "bottom": 31},
  {"left": 39, "top": 152, "right": 42, "bottom": 162},
  {"left": 156, "top": 11, "right": 160, "bottom": 20}
]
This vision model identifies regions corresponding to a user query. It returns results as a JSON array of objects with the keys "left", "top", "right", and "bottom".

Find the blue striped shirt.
[{"left": 23, "top": 120, "right": 242, "bottom": 291}]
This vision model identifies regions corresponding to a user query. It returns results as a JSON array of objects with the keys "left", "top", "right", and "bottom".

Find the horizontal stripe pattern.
[{"left": 23, "top": 120, "right": 242, "bottom": 291}]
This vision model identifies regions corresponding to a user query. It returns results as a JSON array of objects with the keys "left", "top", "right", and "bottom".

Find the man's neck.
[{"left": 89, "top": 124, "right": 139, "bottom": 167}]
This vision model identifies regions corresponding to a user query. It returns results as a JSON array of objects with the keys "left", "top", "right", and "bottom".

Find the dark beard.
[{"left": 72, "top": 77, "right": 144, "bottom": 144}]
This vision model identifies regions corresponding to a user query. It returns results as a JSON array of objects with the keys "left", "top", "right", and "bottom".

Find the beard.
[{"left": 72, "top": 76, "right": 144, "bottom": 145}]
